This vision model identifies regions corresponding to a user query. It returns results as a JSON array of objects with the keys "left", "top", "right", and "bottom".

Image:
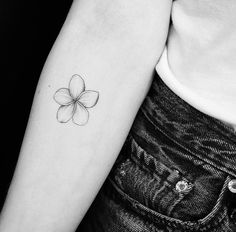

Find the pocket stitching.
[{"left": 107, "top": 176, "right": 228, "bottom": 231}]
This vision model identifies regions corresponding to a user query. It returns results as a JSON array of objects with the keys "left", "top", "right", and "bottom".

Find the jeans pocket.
[
  {"left": 109, "top": 135, "right": 232, "bottom": 231},
  {"left": 107, "top": 175, "right": 231, "bottom": 232}
]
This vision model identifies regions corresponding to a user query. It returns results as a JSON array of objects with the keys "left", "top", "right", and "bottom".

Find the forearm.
[{"left": 0, "top": 0, "right": 171, "bottom": 231}]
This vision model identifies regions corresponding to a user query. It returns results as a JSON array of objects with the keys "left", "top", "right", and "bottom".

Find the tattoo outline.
[{"left": 53, "top": 74, "right": 99, "bottom": 126}]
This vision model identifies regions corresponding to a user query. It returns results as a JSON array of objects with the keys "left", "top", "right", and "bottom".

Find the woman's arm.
[{"left": 0, "top": 0, "right": 172, "bottom": 231}]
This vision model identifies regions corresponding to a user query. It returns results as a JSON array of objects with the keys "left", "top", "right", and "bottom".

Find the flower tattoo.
[{"left": 53, "top": 74, "right": 99, "bottom": 126}]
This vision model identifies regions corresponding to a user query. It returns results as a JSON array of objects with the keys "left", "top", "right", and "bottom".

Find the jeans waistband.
[{"left": 135, "top": 73, "right": 236, "bottom": 177}]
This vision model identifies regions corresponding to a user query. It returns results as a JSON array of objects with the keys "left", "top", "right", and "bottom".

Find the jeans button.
[
  {"left": 176, "top": 180, "right": 189, "bottom": 193},
  {"left": 228, "top": 179, "right": 236, "bottom": 193}
]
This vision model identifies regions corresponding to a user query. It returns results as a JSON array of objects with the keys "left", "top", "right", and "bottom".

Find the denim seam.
[
  {"left": 112, "top": 156, "right": 188, "bottom": 217},
  {"left": 107, "top": 176, "right": 227, "bottom": 231},
  {"left": 99, "top": 188, "right": 173, "bottom": 232},
  {"left": 199, "top": 176, "right": 230, "bottom": 224}
]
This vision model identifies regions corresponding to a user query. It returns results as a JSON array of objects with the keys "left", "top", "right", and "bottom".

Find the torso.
[{"left": 156, "top": 0, "right": 236, "bottom": 127}]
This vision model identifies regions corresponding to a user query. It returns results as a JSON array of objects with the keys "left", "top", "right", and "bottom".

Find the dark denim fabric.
[{"left": 78, "top": 73, "right": 236, "bottom": 232}]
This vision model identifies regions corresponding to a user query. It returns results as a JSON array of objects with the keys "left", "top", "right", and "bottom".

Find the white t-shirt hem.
[{"left": 156, "top": 48, "right": 236, "bottom": 126}]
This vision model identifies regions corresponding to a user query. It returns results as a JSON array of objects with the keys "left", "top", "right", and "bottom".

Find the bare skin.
[{"left": 0, "top": 0, "right": 172, "bottom": 231}]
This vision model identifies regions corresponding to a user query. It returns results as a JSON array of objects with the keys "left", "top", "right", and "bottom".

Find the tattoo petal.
[
  {"left": 54, "top": 88, "right": 73, "bottom": 105},
  {"left": 72, "top": 103, "right": 89, "bottom": 126},
  {"left": 57, "top": 104, "right": 75, "bottom": 123},
  {"left": 78, "top": 90, "right": 99, "bottom": 108},
  {"left": 69, "top": 75, "right": 85, "bottom": 99}
]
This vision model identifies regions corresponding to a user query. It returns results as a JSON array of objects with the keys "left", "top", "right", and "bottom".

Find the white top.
[{"left": 156, "top": 0, "right": 236, "bottom": 126}]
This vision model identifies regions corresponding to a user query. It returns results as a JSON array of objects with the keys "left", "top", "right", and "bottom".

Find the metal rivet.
[
  {"left": 176, "top": 180, "right": 189, "bottom": 193},
  {"left": 228, "top": 179, "right": 236, "bottom": 193},
  {"left": 120, "top": 170, "right": 126, "bottom": 176}
]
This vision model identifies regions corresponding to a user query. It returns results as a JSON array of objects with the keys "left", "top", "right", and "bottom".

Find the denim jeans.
[{"left": 78, "top": 73, "right": 236, "bottom": 231}]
